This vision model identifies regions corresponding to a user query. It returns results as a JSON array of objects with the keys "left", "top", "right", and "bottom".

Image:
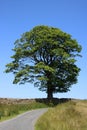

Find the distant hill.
[
  {"left": 0, "top": 97, "right": 71, "bottom": 105},
  {"left": 0, "top": 98, "right": 36, "bottom": 104}
]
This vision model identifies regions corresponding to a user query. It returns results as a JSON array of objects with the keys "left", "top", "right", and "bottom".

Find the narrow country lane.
[{"left": 0, "top": 108, "right": 48, "bottom": 130}]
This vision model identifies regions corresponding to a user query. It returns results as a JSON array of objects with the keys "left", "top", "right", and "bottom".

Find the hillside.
[
  {"left": 35, "top": 99, "right": 87, "bottom": 130},
  {"left": 1, "top": 97, "right": 87, "bottom": 130}
]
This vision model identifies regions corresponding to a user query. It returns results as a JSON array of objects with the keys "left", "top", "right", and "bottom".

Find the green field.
[{"left": 35, "top": 100, "right": 87, "bottom": 130}]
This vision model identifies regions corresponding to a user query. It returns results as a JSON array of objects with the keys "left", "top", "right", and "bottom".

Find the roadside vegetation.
[
  {"left": 0, "top": 99, "right": 48, "bottom": 122},
  {"left": 0, "top": 98, "right": 70, "bottom": 122},
  {"left": 35, "top": 100, "right": 87, "bottom": 130}
]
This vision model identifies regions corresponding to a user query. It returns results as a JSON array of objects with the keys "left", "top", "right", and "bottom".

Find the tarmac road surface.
[{"left": 0, "top": 108, "right": 48, "bottom": 130}]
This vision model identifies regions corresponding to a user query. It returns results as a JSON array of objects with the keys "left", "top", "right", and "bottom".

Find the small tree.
[{"left": 5, "top": 25, "right": 82, "bottom": 99}]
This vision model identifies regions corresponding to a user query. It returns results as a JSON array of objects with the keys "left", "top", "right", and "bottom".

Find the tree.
[{"left": 5, "top": 25, "right": 82, "bottom": 99}]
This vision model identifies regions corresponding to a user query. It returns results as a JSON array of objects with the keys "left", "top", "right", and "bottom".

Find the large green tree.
[{"left": 5, "top": 25, "right": 82, "bottom": 99}]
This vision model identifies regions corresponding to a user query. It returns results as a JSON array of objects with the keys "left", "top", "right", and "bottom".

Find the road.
[{"left": 0, "top": 108, "right": 48, "bottom": 130}]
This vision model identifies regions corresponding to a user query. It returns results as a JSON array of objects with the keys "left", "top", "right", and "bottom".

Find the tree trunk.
[
  {"left": 46, "top": 72, "right": 53, "bottom": 99},
  {"left": 47, "top": 87, "right": 53, "bottom": 99}
]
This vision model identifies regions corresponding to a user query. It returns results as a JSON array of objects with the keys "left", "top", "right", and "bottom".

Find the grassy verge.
[
  {"left": 0, "top": 101, "right": 48, "bottom": 122},
  {"left": 35, "top": 100, "right": 87, "bottom": 130}
]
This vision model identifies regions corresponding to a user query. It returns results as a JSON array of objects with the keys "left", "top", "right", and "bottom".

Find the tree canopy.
[{"left": 5, "top": 25, "right": 82, "bottom": 98}]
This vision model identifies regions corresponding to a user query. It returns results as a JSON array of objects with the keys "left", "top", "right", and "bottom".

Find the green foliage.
[{"left": 5, "top": 25, "right": 82, "bottom": 98}]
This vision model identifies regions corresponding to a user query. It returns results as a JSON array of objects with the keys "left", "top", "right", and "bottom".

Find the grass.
[
  {"left": 0, "top": 100, "right": 48, "bottom": 122},
  {"left": 35, "top": 100, "right": 87, "bottom": 130}
]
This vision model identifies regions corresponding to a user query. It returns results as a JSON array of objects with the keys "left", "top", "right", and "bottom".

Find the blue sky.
[{"left": 0, "top": 0, "right": 87, "bottom": 99}]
